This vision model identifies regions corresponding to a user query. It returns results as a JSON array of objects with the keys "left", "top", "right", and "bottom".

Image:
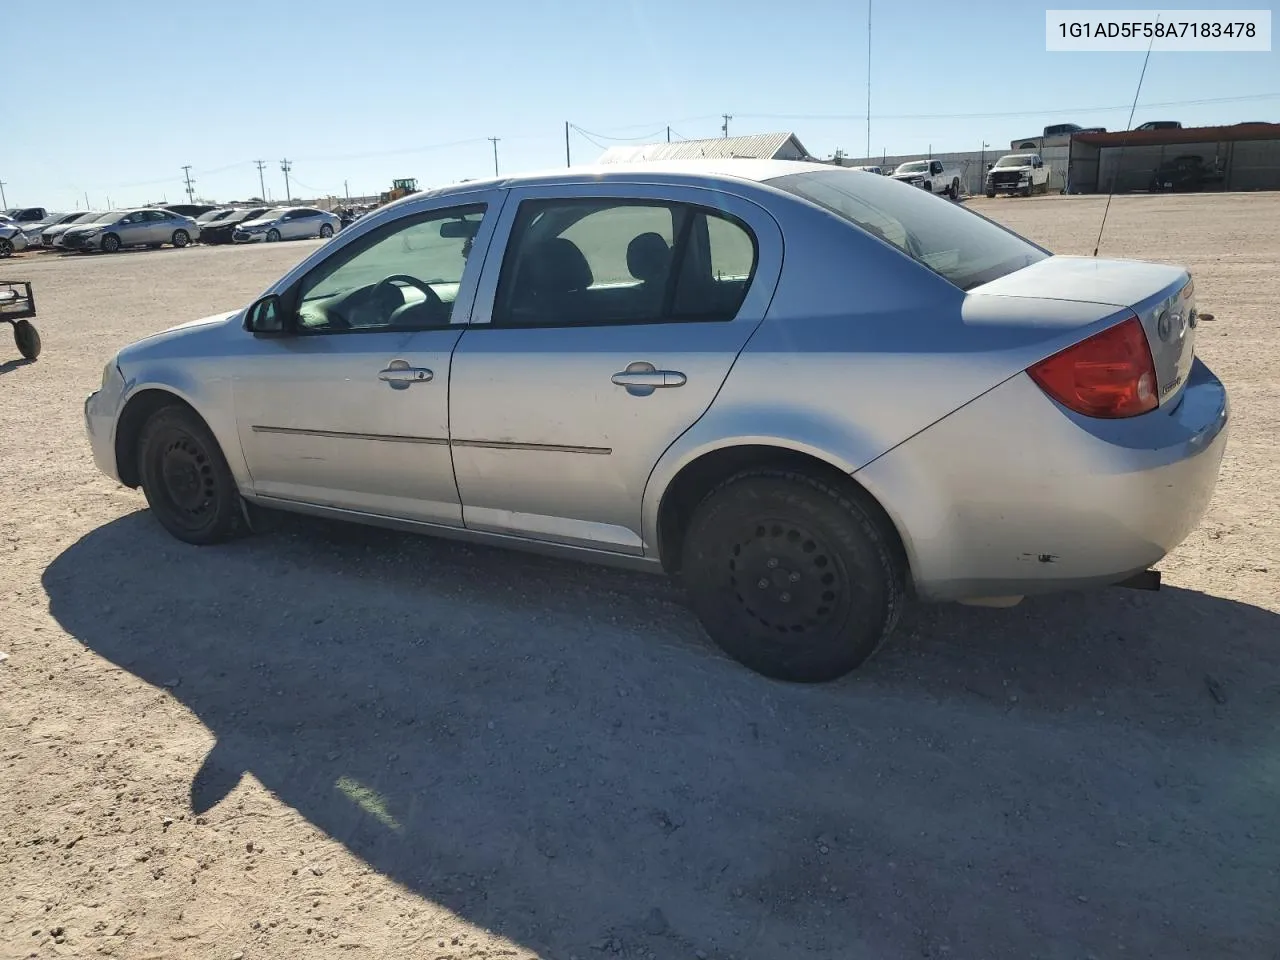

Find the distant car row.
[{"left": 0, "top": 204, "right": 343, "bottom": 256}]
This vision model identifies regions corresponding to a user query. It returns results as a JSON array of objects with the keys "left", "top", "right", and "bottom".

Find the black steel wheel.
[
  {"left": 265, "top": 228, "right": 280, "bottom": 243},
  {"left": 101, "top": 233, "right": 121, "bottom": 253},
  {"left": 681, "top": 469, "right": 906, "bottom": 683},
  {"left": 138, "top": 405, "right": 247, "bottom": 545},
  {"left": 13, "top": 320, "right": 40, "bottom": 360},
  {"left": 319, "top": 223, "right": 334, "bottom": 238},
  {"left": 0, "top": 237, "right": 13, "bottom": 258},
  {"left": 172, "top": 230, "right": 190, "bottom": 248}
]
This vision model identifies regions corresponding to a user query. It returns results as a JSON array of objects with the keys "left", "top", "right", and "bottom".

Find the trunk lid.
[{"left": 972, "top": 255, "right": 1197, "bottom": 407}]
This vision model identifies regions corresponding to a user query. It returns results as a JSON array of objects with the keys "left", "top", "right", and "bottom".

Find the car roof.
[{"left": 393, "top": 159, "right": 838, "bottom": 206}]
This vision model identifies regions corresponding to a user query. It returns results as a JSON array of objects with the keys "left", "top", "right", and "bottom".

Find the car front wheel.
[
  {"left": 101, "top": 234, "right": 121, "bottom": 253},
  {"left": 680, "top": 469, "right": 906, "bottom": 683},
  {"left": 0, "top": 238, "right": 12, "bottom": 258},
  {"left": 265, "top": 228, "right": 280, "bottom": 242},
  {"left": 319, "top": 223, "right": 334, "bottom": 238},
  {"left": 138, "top": 405, "right": 247, "bottom": 545}
]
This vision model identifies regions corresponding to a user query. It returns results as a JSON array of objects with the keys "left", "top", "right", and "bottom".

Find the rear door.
[{"left": 448, "top": 181, "right": 782, "bottom": 554}]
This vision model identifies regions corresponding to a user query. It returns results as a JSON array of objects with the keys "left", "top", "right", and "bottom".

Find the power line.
[
  {"left": 736, "top": 91, "right": 1280, "bottom": 123},
  {"left": 568, "top": 123, "right": 666, "bottom": 142}
]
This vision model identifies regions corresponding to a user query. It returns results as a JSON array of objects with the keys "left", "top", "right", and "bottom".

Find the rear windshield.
[{"left": 767, "top": 169, "right": 1048, "bottom": 290}]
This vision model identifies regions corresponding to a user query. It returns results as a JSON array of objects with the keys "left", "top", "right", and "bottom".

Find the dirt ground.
[{"left": 1, "top": 193, "right": 1277, "bottom": 960}]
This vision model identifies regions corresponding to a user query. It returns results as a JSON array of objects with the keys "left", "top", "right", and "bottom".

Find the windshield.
[
  {"left": 995, "top": 155, "right": 1034, "bottom": 168},
  {"left": 767, "top": 169, "right": 1048, "bottom": 291},
  {"left": 68, "top": 212, "right": 102, "bottom": 224},
  {"left": 196, "top": 209, "right": 231, "bottom": 223},
  {"left": 896, "top": 161, "right": 928, "bottom": 174},
  {"left": 253, "top": 208, "right": 290, "bottom": 221}
]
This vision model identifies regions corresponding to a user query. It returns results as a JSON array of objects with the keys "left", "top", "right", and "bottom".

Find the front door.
[
  {"left": 448, "top": 183, "right": 782, "bottom": 554},
  {"left": 233, "top": 200, "right": 495, "bottom": 525}
]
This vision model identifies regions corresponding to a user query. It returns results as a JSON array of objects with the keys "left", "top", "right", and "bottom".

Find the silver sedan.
[
  {"left": 61, "top": 208, "right": 200, "bottom": 253},
  {"left": 84, "top": 160, "right": 1229, "bottom": 682},
  {"left": 232, "top": 206, "right": 340, "bottom": 243}
]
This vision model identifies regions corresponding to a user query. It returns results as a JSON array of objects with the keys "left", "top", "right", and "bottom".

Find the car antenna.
[{"left": 1093, "top": 26, "right": 1158, "bottom": 257}]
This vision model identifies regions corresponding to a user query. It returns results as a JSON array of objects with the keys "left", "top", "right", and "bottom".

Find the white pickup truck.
[
  {"left": 889, "top": 159, "right": 963, "bottom": 199},
  {"left": 984, "top": 153, "right": 1051, "bottom": 197}
]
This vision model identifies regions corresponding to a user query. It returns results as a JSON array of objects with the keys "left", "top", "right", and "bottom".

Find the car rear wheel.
[
  {"left": 0, "top": 238, "right": 12, "bottom": 258},
  {"left": 101, "top": 233, "right": 121, "bottom": 253},
  {"left": 948, "top": 178, "right": 960, "bottom": 200},
  {"left": 265, "top": 228, "right": 280, "bottom": 243},
  {"left": 137, "top": 405, "right": 247, "bottom": 545},
  {"left": 680, "top": 469, "right": 906, "bottom": 683},
  {"left": 319, "top": 223, "right": 334, "bottom": 238},
  {"left": 172, "top": 229, "right": 190, "bottom": 248},
  {"left": 13, "top": 320, "right": 40, "bottom": 360}
]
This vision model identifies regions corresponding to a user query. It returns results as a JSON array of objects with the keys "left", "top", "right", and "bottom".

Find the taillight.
[{"left": 1027, "top": 315, "right": 1158, "bottom": 418}]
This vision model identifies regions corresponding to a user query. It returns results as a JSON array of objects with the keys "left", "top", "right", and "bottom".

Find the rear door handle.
[
  {"left": 611, "top": 361, "right": 686, "bottom": 392},
  {"left": 378, "top": 359, "right": 433, "bottom": 389}
]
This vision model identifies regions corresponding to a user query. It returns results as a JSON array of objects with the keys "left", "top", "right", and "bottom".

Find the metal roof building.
[{"left": 597, "top": 132, "right": 813, "bottom": 164}]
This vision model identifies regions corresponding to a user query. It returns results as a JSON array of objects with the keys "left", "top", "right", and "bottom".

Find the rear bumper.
[{"left": 856, "top": 358, "right": 1230, "bottom": 602}]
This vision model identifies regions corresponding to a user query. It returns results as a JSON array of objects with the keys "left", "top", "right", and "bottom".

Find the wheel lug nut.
[
  {"left": 789, "top": 572, "right": 800, "bottom": 583},
  {"left": 766, "top": 558, "right": 779, "bottom": 569},
  {"left": 757, "top": 578, "right": 770, "bottom": 589},
  {"left": 779, "top": 592, "right": 792, "bottom": 603}
]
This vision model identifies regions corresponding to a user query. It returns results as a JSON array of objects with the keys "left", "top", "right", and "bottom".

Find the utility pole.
[
  {"left": 866, "top": 0, "right": 872, "bottom": 159},
  {"left": 181, "top": 165, "right": 196, "bottom": 203},
  {"left": 721, "top": 114, "right": 733, "bottom": 138},
  {"left": 565, "top": 122, "right": 571, "bottom": 168},
  {"left": 280, "top": 159, "right": 292, "bottom": 201},
  {"left": 981, "top": 141, "right": 989, "bottom": 176},
  {"left": 254, "top": 160, "right": 267, "bottom": 200},
  {"left": 667, "top": 125, "right": 671, "bottom": 143},
  {"left": 344, "top": 179, "right": 350, "bottom": 201},
  {"left": 85, "top": 191, "right": 90, "bottom": 210},
  {"left": 488, "top": 137, "right": 500, "bottom": 176},
  {"left": 0, "top": 180, "right": 6, "bottom": 208}
]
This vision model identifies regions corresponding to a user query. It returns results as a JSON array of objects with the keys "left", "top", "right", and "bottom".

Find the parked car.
[
  {"left": 890, "top": 159, "right": 962, "bottom": 199},
  {"left": 1149, "top": 155, "right": 1223, "bottom": 192},
  {"left": 61, "top": 208, "right": 200, "bottom": 253},
  {"left": 849, "top": 165, "right": 884, "bottom": 175},
  {"left": 197, "top": 207, "right": 270, "bottom": 245},
  {"left": 232, "top": 207, "right": 340, "bottom": 243},
  {"left": 985, "top": 153, "right": 1051, "bottom": 197},
  {"left": 39, "top": 211, "right": 105, "bottom": 248},
  {"left": 0, "top": 217, "right": 31, "bottom": 257},
  {"left": 83, "top": 160, "right": 1229, "bottom": 683},
  {"left": 1135, "top": 121, "right": 1181, "bottom": 131},
  {"left": 164, "top": 203, "right": 220, "bottom": 219}
]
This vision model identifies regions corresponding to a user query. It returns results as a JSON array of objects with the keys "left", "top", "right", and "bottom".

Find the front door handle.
[
  {"left": 378, "top": 358, "right": 433, "bottom": 390},
  {"left": 611, "top": 361, "right": 686, "bottom": 396}
]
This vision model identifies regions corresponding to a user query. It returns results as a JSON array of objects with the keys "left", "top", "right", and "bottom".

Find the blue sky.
[{"left": 8, "top": 0, "right": 1277, "bottom": 209}]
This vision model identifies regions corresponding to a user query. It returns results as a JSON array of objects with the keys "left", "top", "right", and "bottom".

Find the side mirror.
[
  {"left": 244, "top": 294, "right": 288, "bottom": 335},
  {"left": 987, "top": 163, "right": 995, "bottom": 170}
]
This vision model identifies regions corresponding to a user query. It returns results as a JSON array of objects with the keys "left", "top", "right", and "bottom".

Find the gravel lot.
[{"left": 1, "top": 194, "right": 1277, "bottom": 960}]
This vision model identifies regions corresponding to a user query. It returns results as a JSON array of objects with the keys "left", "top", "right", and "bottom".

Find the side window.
[
  {"left": 145, "top": 211, "right": 169, "bottom": 221},
  {"left": 931, "top": 161, "right": 943, "bottom": 175},
  {"left": 277, "top": 211, "right": 294, "bottom": 221},
  {"left": 493, "top": 198, "right": 758, "bottom": 328},
  {"left": 293, "top": 204, "right": 486, "bottom": 334}
]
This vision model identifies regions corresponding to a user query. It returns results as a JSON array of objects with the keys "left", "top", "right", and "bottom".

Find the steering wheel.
[{"left": 372, "top": 274, "right": 445, "bottom": 326}]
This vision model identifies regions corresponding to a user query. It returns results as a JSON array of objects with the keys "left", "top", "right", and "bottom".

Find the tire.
[
  {"left": 13, "top": 320, "right": 40, "bottom": 360},
  {"left": 318, "top": 223, "right": 334, "bottom": 239},
  {"left": 265, "top": 228, "right": 280, "bottom": 243},
  {"left": 171, "top": 230, "right": 190, "bottom": 248},
  {"left": 137, "top": 404, "right": 247, "bottom": 545},
  {"left": 948, "top": 178, "right": 960, "bottom": 200},
  {"left": 0, "top": 238, "right": 12, "bottom": 258},
  {"left": 101, "top": 233, "right": 121, "bottom": 253},
  {"left": 680, "top": 469, "right": 906, "bottom": 683},
  {"left": 985, "top": 190, "right": 996, "bottom": 199},
  {"left": 922, "top": 180, "right": 932, "bottom": 194}
]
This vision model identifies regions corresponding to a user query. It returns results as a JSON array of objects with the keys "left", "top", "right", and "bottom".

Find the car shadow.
[{"left": 43, "top": 511, "right": 1280, "bottom": 959}]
